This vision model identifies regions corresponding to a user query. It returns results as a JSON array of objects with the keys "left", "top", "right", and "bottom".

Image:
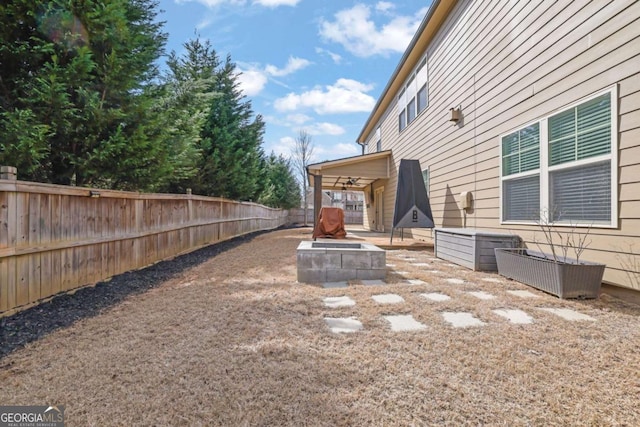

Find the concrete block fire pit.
[{"left": 297, "top": 241, "right": 386, "bottom": 283}]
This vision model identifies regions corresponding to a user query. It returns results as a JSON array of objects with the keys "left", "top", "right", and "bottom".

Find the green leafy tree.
[{"left": 258, "top": 153, "right": 301, "bottom": 209}]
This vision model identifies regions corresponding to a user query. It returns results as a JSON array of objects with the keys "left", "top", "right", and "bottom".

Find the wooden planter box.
[
  {"left": 494, "top": 248, "right": 605, "bottom": 299},
  {"left": 434, "top": 228, "right": 520, "bottom": 271}
]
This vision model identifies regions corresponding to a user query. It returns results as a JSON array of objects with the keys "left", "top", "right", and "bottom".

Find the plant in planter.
[{"left": 495, "top": 210, "right": 605, "bottom": 299}]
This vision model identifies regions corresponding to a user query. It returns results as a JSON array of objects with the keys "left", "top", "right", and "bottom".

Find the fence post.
[{"left": 0, "top": 166, "right": 17, "bottom": 180}]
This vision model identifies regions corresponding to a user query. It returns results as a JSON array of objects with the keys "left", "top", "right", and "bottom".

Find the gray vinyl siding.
[{"left": 363, "top": 0, "right": 640, "bottom": 289}]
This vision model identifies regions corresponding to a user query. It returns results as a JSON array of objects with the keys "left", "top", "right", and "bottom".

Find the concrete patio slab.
[
  {"left": 372, "top": 294, "right": 405, "bottom": 304},
  {"left": 324, "top": 317, "right": 364, "bottom": 333},
  {"left": 539, "top": 308, "right": 596, "bottom": 322},
  {"left": 420, "top": 293, "right": 451, "bottom": 302},
  {"left": 467, "top": 291, "right": 496, "bottom": 300},
  {"left": 442, "top": 312, "right": 486, "bottom": 328},
  {"left": 384, "top": 314, "right": 427, "bottom": 332},
  {"left": 493, "top": 309, "right": 534, "bottom": 324},
  {"left": 507, "top": 290, "right": 541, "bottom": 298},
  {"left": 406, "top": 279, "right": 427, "bottom": 286},
  {"left": 323, "top": 296, "right": 356, "bottom": 308}
]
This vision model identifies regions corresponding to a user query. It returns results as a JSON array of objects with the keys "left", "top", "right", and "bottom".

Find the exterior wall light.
[{"left": 450, "top": 107, "right": 461, "bottom": 123}]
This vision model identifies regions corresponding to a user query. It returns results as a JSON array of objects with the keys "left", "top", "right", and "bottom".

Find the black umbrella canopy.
[{"left": 392, "top": 159, "right": 434, "bottom": 230}]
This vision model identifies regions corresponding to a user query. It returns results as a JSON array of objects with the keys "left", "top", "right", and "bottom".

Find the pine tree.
[
  {"left": 0, "top": 0, "right": 168, "bottom": 189},
  {"left": 258, "top": 153, "right": 301, "bottom": 209},
  {"left": 197, "top": 55, "right": 264, "bottom": 200}
]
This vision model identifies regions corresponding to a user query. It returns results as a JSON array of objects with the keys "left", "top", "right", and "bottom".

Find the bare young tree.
[{"left": 291, "top": 130, "right": 314, "bottom": 225}]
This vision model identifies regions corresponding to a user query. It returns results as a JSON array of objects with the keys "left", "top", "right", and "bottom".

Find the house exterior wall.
[{"left": 362, "top": 0, "right": 640, "bottom": 289}]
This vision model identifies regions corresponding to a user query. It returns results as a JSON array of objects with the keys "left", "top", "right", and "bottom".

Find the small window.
[
  {"left": 407, "top": 97, "right": 416, "bottom": 123},
  {"left": 376, "top": 139, "right": 381, "bottom": 152},
  {"left": 422, "top": 169, "right": 429, "bottom": 196},
  {"left": 398, "top": 109, "right": 406, "bottom": 132},
  {"left": 417, "top": 84, "right": 428, "bottom": 114}
]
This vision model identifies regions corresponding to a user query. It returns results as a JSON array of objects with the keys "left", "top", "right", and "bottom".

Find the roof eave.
[{"left": 356, "top": 0, "right": 457, "bottom": 144}]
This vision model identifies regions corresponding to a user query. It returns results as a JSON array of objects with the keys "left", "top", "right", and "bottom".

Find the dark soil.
[{"left": 0, "top": 228, "right": 281, "bottom": 359}]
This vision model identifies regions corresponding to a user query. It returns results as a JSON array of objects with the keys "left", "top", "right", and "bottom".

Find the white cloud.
[
  {"left": 266, "top": 136, "right": 297, "bottom": 158},
  {"left": 253, "top": 0, "right": 300, "bottom": 7},
  {"left": 315, "top": 47, "right": 342, "bottom": 64},
  {"left": 315, "top": 142, "right": 359, "bottom": 159},
  {"left": 319, "top": 3, "right": 424, "bottom": 57},
  {"left": 177, "top": 0, "right": 299, "bottom": 8},
  {"left": 302, "top": 122, "right": 346, "bottom": 136},
  {"left": 236, "top": 69, "right": 268, "bottom": 96},
  {"left": 375, "top": 2, "right": 395, "bottom": 13},
  {"left": 286, "top": 114, "right": 311, "bottom": 125},
  {"left": 274, "top": 78, "right": 375, "bottom": 114},
  {"left": 265, "top": 56, "right": 311, "bottom": 77}
]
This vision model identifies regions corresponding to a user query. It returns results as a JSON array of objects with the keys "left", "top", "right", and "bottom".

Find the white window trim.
[{"left": 499, "top": 86, "right": 618, "bottom": 228}]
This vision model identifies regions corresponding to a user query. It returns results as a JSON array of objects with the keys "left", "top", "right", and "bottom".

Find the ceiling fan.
[{"left": 340, "top": 177, "right": 360, "bottom": 190}]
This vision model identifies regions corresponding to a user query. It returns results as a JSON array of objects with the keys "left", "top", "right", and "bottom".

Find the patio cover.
[
  {"left": 307, "top": 150, "right": 392, "bottom": 191},
  {"left": 307, "top": 150, "right": 392, "bottom": 232},
  {"left": 391, "top": 159, "right": 434, "bottom": 242}
]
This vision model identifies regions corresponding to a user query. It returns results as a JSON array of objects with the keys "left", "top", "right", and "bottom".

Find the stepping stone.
[
  {"left": 406, "top": 279, "right": 427, "bottom": 286},
  {"left": 402, "top": 257, "right": 417, "bottom": 262},
  {"left": 493, "top": 309, "right": 534, "bottom": 324},
  {"left": 482, "top": 278, "right": 503, "bottom": 283},
  {"left": 420, "top": 292, "right": 451, "bottom": 302},
  {"left": 395, "top": 271, "right": 410, "bottom": 276},
  {"left": 446, "top": 263, "right": 460, "bottom": 268},
  {"left": 467, "top": 291, "right": 496, "bottom": 300},
  {"left": 428, "top": 270, "right": 442, "bottom": 274},
  {"left": 361, "top": 279, "right": 386, "bottom": 286},
  {"left": 507, "top": 290, "right": 540, "bottom": 298},
  {"left": 386, "top": 263, "right": 396, "bottom": 267},
  {"left": 384, "top": 314, "right": 427, "bottom": 332},
  {"left": 539, "top": 308, "right": 596, "bottom": 322},
  {"left": 324, "top": 317, "right": 363, "bottom": 333},
  {"left": 446, "top": 278, "right": 465, "bottom": 285},
  {"left": 322, "top": 281, "right": 348, "bottom": 289},
  {"left": 372, "top": 293, "right": 405, "bottom": 304},
  {"left": 442, "top": 312, "right": 485, "bottom": 328},
  {"left": 323, "top": 296, "right": 356, "bottom": 308},
  {"left": 411, "top": 262, "right": 431, "bottom": 267}
]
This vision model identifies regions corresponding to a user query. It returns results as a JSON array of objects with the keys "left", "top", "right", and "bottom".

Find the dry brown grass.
[{"left": 1, "top": 227, "right": 639, "bottom": 426}]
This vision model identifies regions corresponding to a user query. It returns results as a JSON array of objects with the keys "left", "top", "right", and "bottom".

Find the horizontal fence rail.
[{"left": 0, "top": 179, "right": 288, "bottom": 317}]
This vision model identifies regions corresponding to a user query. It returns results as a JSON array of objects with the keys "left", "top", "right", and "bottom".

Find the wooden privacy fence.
[
  {"left": 288, "top": 208, "right": 363, "bottom": 225},
  {"left": 0, "top": 177, "right": 288, "bottom": 317}
]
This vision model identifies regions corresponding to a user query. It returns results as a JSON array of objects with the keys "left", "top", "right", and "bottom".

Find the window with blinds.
[
  {"left": 501, "top": 123, "right": 541, "bottom": 221},
  {"left": 500, "top": 88, "right": 616, "bottom": 227}
]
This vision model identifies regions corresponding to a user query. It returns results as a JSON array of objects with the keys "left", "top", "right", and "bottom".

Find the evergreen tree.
[
  {"left": 197, "top": 55, "right": 264, "bottom": 200},
  {"left": 0, "top": 0, "right": 167, "bottom": 188},
  {"left": 258, "top": 153, "right": 301, "bottom": 209},
  {"left": 154, "top": 37, "right": 219, "bottom": 193}
]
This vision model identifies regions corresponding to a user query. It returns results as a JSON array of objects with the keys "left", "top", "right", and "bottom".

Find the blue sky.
[{"left": 157, "top": 0, "right": 430, "bottom": 163}]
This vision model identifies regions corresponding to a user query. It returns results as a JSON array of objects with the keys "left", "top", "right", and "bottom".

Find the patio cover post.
[{"left": 313, "top": 173, "right": 323, "bottom": 234}]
